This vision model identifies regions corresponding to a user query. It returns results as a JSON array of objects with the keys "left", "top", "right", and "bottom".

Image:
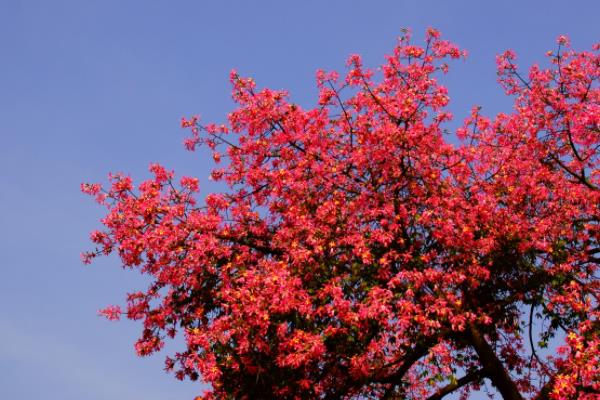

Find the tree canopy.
[{"left": 83, "top": 29, "right": 599, "bottom": 399}]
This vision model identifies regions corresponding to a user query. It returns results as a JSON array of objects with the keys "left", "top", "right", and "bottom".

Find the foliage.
[{"left": 83, "top": 29, "right": 599, "bottom": 399}]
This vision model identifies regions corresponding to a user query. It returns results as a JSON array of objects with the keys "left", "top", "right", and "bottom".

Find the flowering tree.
[{"left": 82, "top": 30, "right": 599, "bottom": 399}]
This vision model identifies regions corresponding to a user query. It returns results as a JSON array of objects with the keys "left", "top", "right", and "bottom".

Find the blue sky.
[{"left": 0, "top": 1, "right": 598, "bottom": 399}]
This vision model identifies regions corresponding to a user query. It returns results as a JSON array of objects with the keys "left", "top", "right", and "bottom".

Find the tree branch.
[
  {"left": 466, "top": 323, "right": 524, "bottom": 400},
  {"left": 376, "top": 343, "right": 431, "bottom": 386},
  {"left": 426, "top": 369, "right": 486, "bottom": 400}
]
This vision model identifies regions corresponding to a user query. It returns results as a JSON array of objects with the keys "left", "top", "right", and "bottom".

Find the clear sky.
[{"left": 0, "top": 1, "right": 598, "bottom": 399}]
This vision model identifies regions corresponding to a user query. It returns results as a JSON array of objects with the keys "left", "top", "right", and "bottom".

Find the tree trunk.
[{"left": 467, "top": 324, "right": 524, "bottom": 400}]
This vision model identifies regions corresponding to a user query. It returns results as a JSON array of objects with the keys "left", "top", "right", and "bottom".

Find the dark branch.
[
  {"left": 466, "top": 324, "right": 524, "bottom": 400},
  {"left": 426, "top": 369, "right": 486, "bottom": 400}
]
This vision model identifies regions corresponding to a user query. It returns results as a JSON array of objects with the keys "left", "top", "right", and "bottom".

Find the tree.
[{"left": 82, "top": 29, "right": 599, "bottom": 399}]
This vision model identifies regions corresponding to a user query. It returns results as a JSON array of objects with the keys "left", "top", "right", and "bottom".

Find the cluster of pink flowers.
[{"left": 83, "top": 29, "right": 599, "bottom": 399}]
